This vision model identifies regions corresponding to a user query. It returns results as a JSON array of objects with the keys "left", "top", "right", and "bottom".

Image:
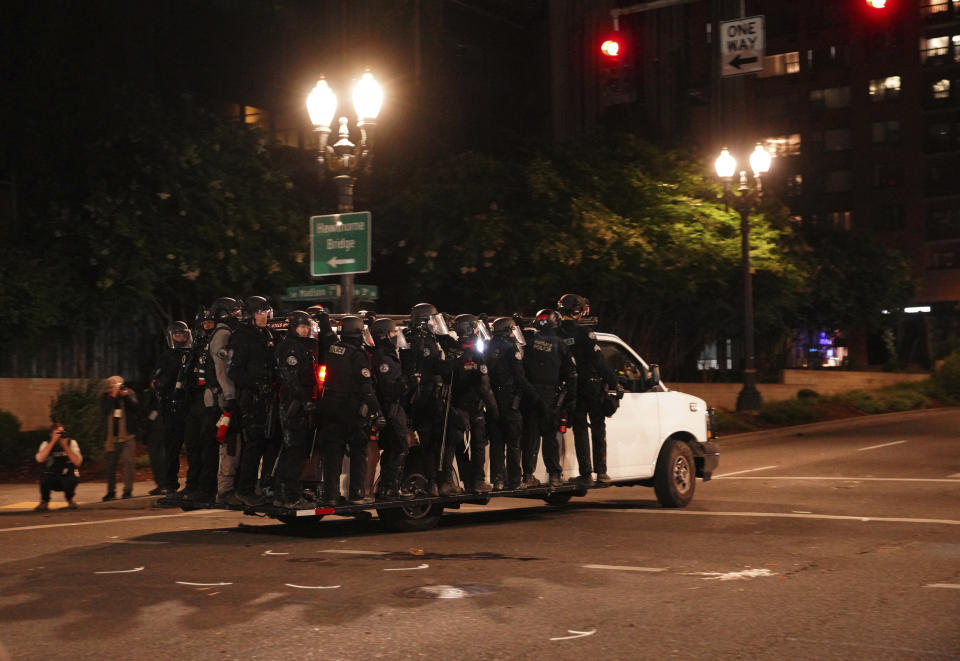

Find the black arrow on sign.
[{"left": 729, "top": 53, "right": 759, "bottom": 69}]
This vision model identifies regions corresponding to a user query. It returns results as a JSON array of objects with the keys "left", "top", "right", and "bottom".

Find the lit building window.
[
  {"left": 922, "top": 34, "right": 960, "bottom": 63},
  {"left": 869, "top": 76, "right": 901, "bottom": 101},
  {"left": 829, "top": 210, "right": 852, "bottom": 229},
  {"left": 932, "top": 78, "right": 952, "bottom": 99},
  {"left": 810, "top": 86, "right": 851, "bottom": 108},
  {"left": 759, "top": 51, "right": 800, "bottom": 77},
  {"left": 786, "top": 173, "right": 802, "bottom": 196},
  {"left": 872, "top": 120, "right": 901, "bottom": 144},
  {"left": 764, "top": 134, "right": 801, "bottom": 157},
  {"left": 243, "top": 105, "right": 270, "bottom": 127}
]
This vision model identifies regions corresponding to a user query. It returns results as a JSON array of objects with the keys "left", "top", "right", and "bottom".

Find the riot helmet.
[
  {"left": 306, "top": 305, "right": 333, "bottom": 336},
  {"left": 166, "top": 321, "right": 193, "bottom": 349},
  {"left": 244, "top": 296, "right": 273, "bottom": 327},
  {"left": 287, "top": 310, "right": 317, "bottom": 339},
  {"left": 371, "top": 318, "right": 410, "bottom": 350},
  {"left": 195, "top": 307, "right": 215, "bottom": 333},
  {"left": 492, "top": 317, "right": 525, "bottom": 346},
  {"left": 340, "top": 315, "right": 375, "bottom": 347},
  {"left": 210, "top": 297, "right": 242, "bottom": 323},
  {"left": 534, "top": 308, "right": 561, "bottom": 330},
  {"left": 410, "top": 302, "right": 449, "bottom": 336},
  {"left": 557, "top": 293, "right": 590, "bottom": 318}
]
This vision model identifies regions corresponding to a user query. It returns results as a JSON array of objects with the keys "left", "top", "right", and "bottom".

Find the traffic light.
[{"left": 600, "top": 38, "right": 621, "bottom": 59}]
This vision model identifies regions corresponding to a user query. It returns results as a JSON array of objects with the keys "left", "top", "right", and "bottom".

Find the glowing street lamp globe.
[
  {"left": 306, "top": 78, "right": 338, "bottom": 129},
  {"left": 353, "top": 71, "right": 383, "bottom": 122},
  {"left": 749, "top": 143, "right": 771, "bottom": 176},
  {"left": 714, "top": 147, "right": 737, "bottom": 179}
]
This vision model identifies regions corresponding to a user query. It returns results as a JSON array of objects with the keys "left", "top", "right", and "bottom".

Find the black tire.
[
  {"left": 543, "top": 492, "right": 573, "bottom": 506},
  {"left": 653, "top": 439, "right": 696, "bottom": 508},
  {"left": 277, "top": 514, "right": 323, "bottom": 527},
  {"left": 377, "top": 472, "right": 443, "bottom": 532}
]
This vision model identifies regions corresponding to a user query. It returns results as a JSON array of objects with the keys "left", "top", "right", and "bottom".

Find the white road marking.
[
  {"left": 106, "top": 539, "right": 168, "bottom": 545},
  {"left": 713, "top": 465, "right": 777, "bottom": 478},
  {"left": 550, "top": 629, "right": 596, "bottom": 641},
  {"left": 383, "top": 563, "right": 429, "bottom": 571},
  {"left": 685, "top": 568, "right": 777, "bottom": 581},
  {"left": 599, "top": 509, "right": 960, "bottom": 526},
  {"left": 94, "top": 566, "right": 145, "bottom": 574},
  {"left": 263, "top": 550, "right": 288, "bottom": 556},
  {"left": 582, "top": 564, "right": 668, "bottom": 573},
  {"left": 0, "top": 509, "right": 221, "bottom": 533},
  {"left": 949, "top": 473, "right": 960, "bottom": 479},
  {"left": 175, "top": 581, "right": 232, "bottom": 587},
  {"left": 285, "top": 584, "right": 341, "bottom": 590},
  {"left": 713, "top": 476, "right": 959, "bottom": 483},
  {"left": 318, "top": 549, "right": 387, "bottom": 555},
  {"left": 925, "top": 583, "right": 960, "bottom": 589},
  {"left": 857, "top": 440, "right": 907, "bottom": 452}
]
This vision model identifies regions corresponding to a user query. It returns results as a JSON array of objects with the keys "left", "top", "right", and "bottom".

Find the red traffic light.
[
  {"left": 600, "top": 39, "right": 621, "bottom": 58},
  {"left": 866, "top": 0, "right": 887, "bottom": 7}
]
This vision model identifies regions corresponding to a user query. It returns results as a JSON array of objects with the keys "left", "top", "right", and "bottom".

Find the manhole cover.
[{"left": 401, "top": 584, "right": 496, "bottom": 599}]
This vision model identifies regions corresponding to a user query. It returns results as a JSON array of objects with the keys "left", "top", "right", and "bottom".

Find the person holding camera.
[
  {"left": 34, "top": 423, "right": 83, "bottom": 510},
  {"left": 101, "top": 375, "right": 139, "bottom": 501}
]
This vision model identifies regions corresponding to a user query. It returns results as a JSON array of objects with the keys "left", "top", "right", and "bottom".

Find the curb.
[{"left": 717, "top": 406, "right": 959, "bottom": 445}]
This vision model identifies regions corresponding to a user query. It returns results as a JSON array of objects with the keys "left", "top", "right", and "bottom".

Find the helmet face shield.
[
  {"left": 167, "top": 328, "right": 193, "bottom": 349},
  {"left": 392, "top": 329, "right": 410, "bottom": 350},
  {"left": 476, "top": 321, "right": 491, "bottom": 342},
  {"left": 426, "top": 314, "right": 449, "bottom": 337},
  {"left": 294, "top": 320, "right": 318, "bottom": 339},
  {"left": 510, "top": 326, "right": 525, "bottom": 346},
  {"left": 361, "top": 327, "right": 375, "bottom": 348}
]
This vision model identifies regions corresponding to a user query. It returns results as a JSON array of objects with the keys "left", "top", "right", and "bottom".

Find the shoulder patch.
[
  {"left": 379, "top": 363, "right": 390, "bottom": 373},
  {"left": 330, "top": 345, "right": 346, "bottom": 355},
  {"left": 286, "top": 355, "right": 298, "bottom": 366},
  {"left": 564, "top": 337, "right": 576, "bottom": 345},
  {"left": 361, "top": 367, "right": 371, "bottom": 378},
  {"left": 479, "top": 364, "right": 488, "bottom": 374},
  {"left": 423, "top": 348, "right": 431, "bottom": 357}
]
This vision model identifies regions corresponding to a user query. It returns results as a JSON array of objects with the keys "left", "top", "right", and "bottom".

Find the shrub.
[
  {"left": 933, "top": 352, "right": 960, "bottom": 399},
  {"left": 756, "top": 398, "right": 819, "bottom": 426},
  {"left": 0, "top": 409, "right": 28, "bottom": 468},
  {"left": 50, "top": 379, "right": 104, "bottom": 461}
]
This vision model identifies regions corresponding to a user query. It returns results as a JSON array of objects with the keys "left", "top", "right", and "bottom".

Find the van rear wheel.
[
  {"left": 653, "top": 439, "right": 696, "bottom": 508},
  {"left": 377, "top": 472, "right": 443, "bottom": 532}
]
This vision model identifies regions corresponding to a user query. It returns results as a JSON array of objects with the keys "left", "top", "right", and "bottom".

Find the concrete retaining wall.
[
  {"left": 669, "top": 369, "right": 930, "bottom": 411},
  {"left": 0, "top": 379, "right": 89, "bottom": 431}
]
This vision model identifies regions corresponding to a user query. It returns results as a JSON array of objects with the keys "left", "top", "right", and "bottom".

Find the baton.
[{"left": 438, "top": 372, "right": 454, "bottom": 473}]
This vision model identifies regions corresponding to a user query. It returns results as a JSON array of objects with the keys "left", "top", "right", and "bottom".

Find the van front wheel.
[{"left": 653, "top": 439, "right": 696, "bottom": 508}]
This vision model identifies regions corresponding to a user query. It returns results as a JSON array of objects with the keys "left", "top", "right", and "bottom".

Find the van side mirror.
[{"left": 648, "top": 364, "right": 661, "bottom": 388}]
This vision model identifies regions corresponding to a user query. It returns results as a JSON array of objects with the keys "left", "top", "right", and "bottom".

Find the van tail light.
[{"left": 316, "top": 364, "right": 327, "bottom": 392}]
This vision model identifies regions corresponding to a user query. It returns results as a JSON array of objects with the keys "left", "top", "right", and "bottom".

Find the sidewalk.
[{"left": 0, "top": 479, "right": 162, "bottom": 512}]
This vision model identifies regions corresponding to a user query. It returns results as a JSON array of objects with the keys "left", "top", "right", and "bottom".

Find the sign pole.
[{"left": 335, "top": 174, "right": 355, "bottom": 313}]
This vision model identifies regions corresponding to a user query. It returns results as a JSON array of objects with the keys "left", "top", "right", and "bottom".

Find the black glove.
[
  {"left": 223, "top": 399, "right": 237, "bottom": 413},
  {"left": 303, "top": 400, "right": 316, "bottom": 412}
]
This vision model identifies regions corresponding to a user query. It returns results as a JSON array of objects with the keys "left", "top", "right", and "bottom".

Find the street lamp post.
[
  {"left": 715, "top": 144, "right": 771, "bottom": 412},
  {"left": 306, "top": 71, "right": 383, "bottom": 313}
]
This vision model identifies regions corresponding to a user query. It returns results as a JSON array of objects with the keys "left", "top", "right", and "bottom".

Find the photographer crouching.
[{"left": 34, "top": 423, "right": 83, "bottom": 511}]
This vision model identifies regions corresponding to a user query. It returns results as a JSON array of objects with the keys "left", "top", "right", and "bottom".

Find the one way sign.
[{"left": 720, "top": 15, "right": 764, "bottom": 77}]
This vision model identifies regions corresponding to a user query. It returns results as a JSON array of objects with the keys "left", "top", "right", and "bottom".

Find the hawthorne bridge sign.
[{"left": 310, "top": 211, "right": 371, "bottom": 277}]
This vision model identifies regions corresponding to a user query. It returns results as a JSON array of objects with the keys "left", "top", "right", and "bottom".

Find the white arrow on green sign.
[{"left": 310, "top": 211, "right": 371, "bottom": 277}]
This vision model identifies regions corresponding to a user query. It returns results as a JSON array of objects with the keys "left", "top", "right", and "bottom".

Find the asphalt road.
[{"left": 1, "top": 409, "right": 958, "bottom": 660}]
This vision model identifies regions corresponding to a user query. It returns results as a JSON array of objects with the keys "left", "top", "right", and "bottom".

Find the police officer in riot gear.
[
  {"left": 207, "top": 296, "right": 243, "bottom": 503},
  {"left": 400, "top": 303, "right": 456, "bottom": 496},
  {"left": 558, "top": 293, "right": 616, "bottom": 485},
  {"left": 321, "top": 316, "right": 382, "bottom": 506},
  {"left": 442, "top": 314, "right": 498, "bottom": 495},
  {"left": 274, "top": 310, "right": 320, "bottom": 508},
  {"left": 176, "top": 304, "right": 223, "bottom": 503},
  {"left": 370, "top": 318, "right": 415, "bottom": 500},
  {"left": 153, "top": 321, "right": 193, "bottom": 493},
  {"left": 228, "top": 296, "right": 277, "bottom": 507},
  {"left": 307, "top": 304, "right": 339, "bottom": 355},
  {"left": 522, "top": 308, "right": 578, "bottom": 487},
  {"left": 487, "top": 317, "right": 538, "bottom": 490}
]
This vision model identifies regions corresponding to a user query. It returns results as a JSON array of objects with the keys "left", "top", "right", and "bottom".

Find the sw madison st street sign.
[{"left": 310, "top": 211, "right": 372, "bottom": 277}]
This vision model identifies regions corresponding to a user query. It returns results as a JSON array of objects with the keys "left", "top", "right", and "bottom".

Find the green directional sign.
[
  {"left": 310, "top": 211, "right": 371, "bottom": 277},
  {"left": 282, "top": 284, "right": 342, "bottom": 302},
  {"left": 354, "top": 284, "right": 379, "bottom": 301}
]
